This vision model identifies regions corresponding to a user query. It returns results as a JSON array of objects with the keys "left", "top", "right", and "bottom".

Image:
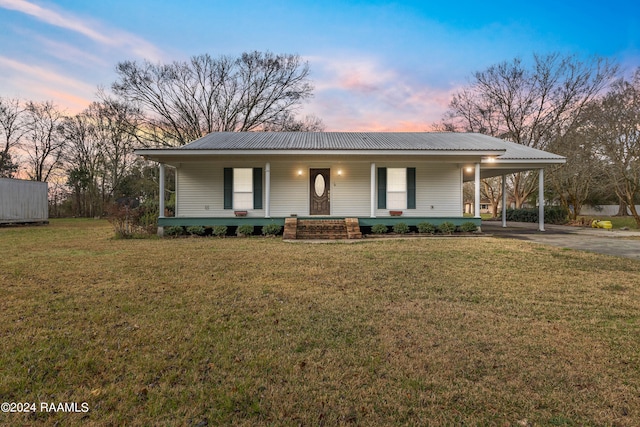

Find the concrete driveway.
[{"left": 482, "top": 221, "right": 640, "bottom": 260}]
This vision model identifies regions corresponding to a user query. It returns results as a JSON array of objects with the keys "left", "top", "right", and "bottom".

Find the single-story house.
[{"left": 135, "top": 132, "right": 565, "bottom": 237}]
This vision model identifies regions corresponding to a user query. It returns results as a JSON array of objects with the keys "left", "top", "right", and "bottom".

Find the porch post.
[
  {"left": 370, "top": 162, "right": 376, "bottom": 218},
  {"left": 265, "top": 162, "right": 271, "bottom": 218},
  {"left": 159, "top": 163, "right": 165, "bottom": 218},
  {"left": 502, "top": 174, "right": 507, "bottom": 228},
  {"left": 538, "top": 168, "right": 545, "bottom": 232},
  {"left": 474, "top": 162, "right": 481, "bottom": 218}
]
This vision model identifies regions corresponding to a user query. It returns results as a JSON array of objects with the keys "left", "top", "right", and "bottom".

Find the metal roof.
[{"left": 174, "top": 132, "right": 564, "bottom": 161}]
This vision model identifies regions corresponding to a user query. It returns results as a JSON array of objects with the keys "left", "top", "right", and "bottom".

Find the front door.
[{"left": 310, "top": 168, "right": 330, "bottom": 215}]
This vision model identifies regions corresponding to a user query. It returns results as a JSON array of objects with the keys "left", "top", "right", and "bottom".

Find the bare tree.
[
  {"left": 481, "top": 177, "right": 502, "bottom": 218},
  {"left": 61, "top": 99, "right": 141, "bottom": 216},
  {"left": 0, "top": 97, "right": 25, "bottom": 177},
  {"left": 587, "top": 70, "right": 640, "bottom": 226},
  {"left": 112, "top": 51, "right": 315, "bottom": 146},
  {"left": 91, "top": 98, "right": 140, "bottom": 199},
  {"left": 23, "top": 101, "right": 66, "bottom": 182},
  {"left": 262, "top": 112, "right": 324, "bottom": 132},
  {"left": 443, "top": 53, "right": 617, "bottom": 208},
  {"left": 61, "top": 106, "right": 105, "bottom": 216}
]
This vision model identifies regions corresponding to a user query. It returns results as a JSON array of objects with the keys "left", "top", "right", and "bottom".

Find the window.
[
  {"left": 377, "top": 167, "right": 416, "bottom": 210},
  {"left": 224, "top": 168, "right": 262, "bottom": 210},
  {"left": 387, "top": 168, "right": 407, "bottom": 209},
  {"left": 233, "top": 168, "right": 253, "bottom": 209}
]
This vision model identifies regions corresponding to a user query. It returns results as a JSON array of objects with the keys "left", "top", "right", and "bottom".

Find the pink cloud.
[
  {"left": 0, "top": 55, "right": 94, "bottom": 112},
  {"left": 0, "top": 0, "right": 165, "bottom": 61},
  {"left": 305, "top": 54, "right": 459, "bottom": 131}
]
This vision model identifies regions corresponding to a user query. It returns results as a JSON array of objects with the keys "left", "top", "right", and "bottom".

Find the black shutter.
[
  {"left": 377, "top": 167, "right": 387, "bottom": 209},
  {"left": 253, "top": 168, "right": 263, "bottom": 209},
  {"left": 223, "top": 168, "right": 233, "bottom": 209},
  {"left": 407, "top": 167, "right": 416, "bottom": 209}
]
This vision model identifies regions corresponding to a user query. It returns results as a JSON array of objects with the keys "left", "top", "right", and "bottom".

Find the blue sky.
[{"left": 1, "top": 0, "right": 639, "bottom": 131}]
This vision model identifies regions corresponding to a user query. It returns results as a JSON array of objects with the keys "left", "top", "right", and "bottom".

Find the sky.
[{"left": 1, "top": 0, "right": 639, "bottom": 131}]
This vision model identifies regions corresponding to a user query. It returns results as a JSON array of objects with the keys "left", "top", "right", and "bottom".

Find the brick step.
[
  {"left": 297, "top": 219, "right": 347, "bottom": 239},
  {"left": 283, "top": 218, "right": 362, "bottom": 240},
  {"left": 297, "top": 234, "right": 347, "bottom": 240},
  {"left": 297, "top": 226, "right": 347, "bottom": 232}
]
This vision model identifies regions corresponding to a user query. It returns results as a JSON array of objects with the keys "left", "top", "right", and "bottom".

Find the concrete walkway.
[{"left": 482, "top": 221, "right": 640, "bottom": 260}]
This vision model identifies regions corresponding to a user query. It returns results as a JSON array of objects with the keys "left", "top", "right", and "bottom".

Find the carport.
[{"left": 462, "top": 139, "right": 565, "bottom": 231}]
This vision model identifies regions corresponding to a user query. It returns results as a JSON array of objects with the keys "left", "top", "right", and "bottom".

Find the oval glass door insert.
[{"left": 314, "top": 174, "right": 326, "bottom": 197}]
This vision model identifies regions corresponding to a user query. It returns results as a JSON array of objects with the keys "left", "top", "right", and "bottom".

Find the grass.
[{"left": 1, "top": 219, "right": 640, "bottom": 426}]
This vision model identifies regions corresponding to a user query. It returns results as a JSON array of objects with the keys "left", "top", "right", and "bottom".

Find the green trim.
[
  {"left": 223, "top": 168, "right": 233, "bottom": 209},
  {"left": 253, "top": 167, "right": 263, "bottom": 209},
  {"left": 358, "top": 217, "right": 481, "bottom": 227},
  {"left": 159, "top": 217, "right": 286, "bottom": 227},
  {"left": 407, "top": 167, "right": 416, "bottom": 209},
  {"left": 158, "top": 216, "right": 481, "bottom": 228},
  {"left": 377, "top": 167, "right": 386, "bottom": 209}
]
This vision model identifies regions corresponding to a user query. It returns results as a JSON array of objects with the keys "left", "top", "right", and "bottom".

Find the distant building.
[{"left": 0, "top": 178, "right": 49, "bottom": 225}]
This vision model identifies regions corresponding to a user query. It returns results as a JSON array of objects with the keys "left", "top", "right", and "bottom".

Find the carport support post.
[
  {"left": 158, "top": 163, "right": 165, "bottom": 237},
  {"left": 370, "top": 162, "right": 376, "bottom": 218},
  {"left": 474, "top": 163, "right": 481, "bottom": 218},
  {"left": 502, "top": 174, "right": 507, "bottom": 228},
  {"left": 538, "top": 168, "right": 545, "bottom": 232},
  {"left": 265, "top": 162, "right": 271, "bottom": 218}
]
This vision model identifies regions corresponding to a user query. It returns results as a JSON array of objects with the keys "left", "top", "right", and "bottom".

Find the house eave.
[{"left": 135, "top": 148, "right": 507, "bottom": 162}]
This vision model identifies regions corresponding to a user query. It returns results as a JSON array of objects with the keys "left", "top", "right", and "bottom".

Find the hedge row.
[
  {"left": 164, "top": 223, "right": 282, "bottom": 237},
  {"left": 505, "top": 206, "right": 568, "bottom": 225}
]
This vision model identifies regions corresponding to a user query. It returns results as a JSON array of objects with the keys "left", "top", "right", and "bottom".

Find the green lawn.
[{"left": 1, "top": 219, "right": 640, "bottom": 426}]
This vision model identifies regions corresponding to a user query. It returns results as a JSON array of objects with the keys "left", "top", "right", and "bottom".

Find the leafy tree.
[{"left": 112, "top": 51, "right": 318, "bottom": 147}]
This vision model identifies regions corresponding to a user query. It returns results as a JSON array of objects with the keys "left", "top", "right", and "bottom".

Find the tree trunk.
[
  {"left": 627, "top": 203, "right": 640, "bottom": 228},
  {"left": 615, "top": 198, "right": 629, "bottom": 216}
]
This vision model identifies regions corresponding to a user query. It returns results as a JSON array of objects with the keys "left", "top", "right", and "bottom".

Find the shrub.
[
  {"left": 439, "top": 221, "right": 456, "bottom": 234},
  {"left": 164, "top": 226, "right": 184, "bottom": 237},
  {"left": 262, "top": 223, "right": 282, "bottom": 236},
  {"left": 460, "top": 222, "right": 478, "bottom": 232},
  {"left": 505, "top": 206, "right": 569, "bottom": 225},
  {"left": 417, "top": 222, "right": 436, "bottom": 234},
  {"left": 137, "top": 199, "right": 159, "bottom": 234},
  {"left": 107, "top": 198, "right": 163, "bottom": 237},
  {"left": 393, "top": 222, "right": 410, "bottom": 234},
  {"left": 371, "top": 224, "right": 388, "bottom": 234},
  {"left": 212, "top": 225, "right": 228, "bottom": 237},
  {"left": 106, "top": 202, "right": 141, "bottom": 238},
  {"left": 186, "top": 226, "right": 206, "bottom": 236},
  {"left": 237, "top": 224, "right": 254, "bottom": 237}
]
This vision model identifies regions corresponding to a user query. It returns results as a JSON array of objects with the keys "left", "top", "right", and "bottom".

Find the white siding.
[
  {"left": 269, "top": 160, "right": 308, "bottom": 216},
  {"left": 175, "top": 158, "right": 462, "bottom": 218},
  {"left": 416, "top": 163, "right": 463, "bottom": 217},
  {"left": 375, "top": 162, "right": 462, "bottom": 217},
  {"left": 177, "top": 162, "right": 265, "bottom": 218},
  {"left": 331, "top": 163, "right": 370, "bottom": 217}
]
